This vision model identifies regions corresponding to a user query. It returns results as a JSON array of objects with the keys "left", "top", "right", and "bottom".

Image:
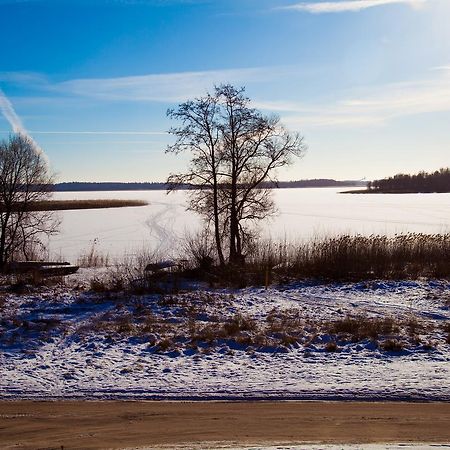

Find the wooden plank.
[{"left": 38, "top": 265, "right": 79, "bottom": 277}]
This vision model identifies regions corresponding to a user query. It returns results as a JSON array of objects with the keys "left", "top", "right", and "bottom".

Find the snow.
[{"left": 1, "top": 270, "right": 449, "bottom": 401}]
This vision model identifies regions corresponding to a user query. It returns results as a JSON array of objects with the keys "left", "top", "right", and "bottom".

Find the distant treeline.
[
  {"left": 54, "top": 179, "right": 366, "bottom": 192},
  {"left": 54, "top": 182, "right": 167, "bottom": 191},
  {"left": 368, "top": 168, "right": 450, "bottom": 193}
]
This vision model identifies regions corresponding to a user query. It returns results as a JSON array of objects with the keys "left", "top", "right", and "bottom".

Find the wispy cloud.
[
  {"left": 282, "top": 0, "right": 426, "bottom": 14},
  {"left": 53, "top": 67, "right": 291, "bottom": 102},
  {"left": 276, "top": 67, "right": 450, "bottom": 129},
  {"left": 4, "top": 64, "right": 450, "bottom": 132}
]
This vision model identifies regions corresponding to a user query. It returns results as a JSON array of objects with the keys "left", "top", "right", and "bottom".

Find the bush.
[
  {"left": 327, "top": 316, "right": 396, "bottom": 341},
  {"left": 222, "top": 314, "right": 257, "bottom": 337},
  {"left": 325, "top": 341, "right": 338, "bottom": 352},
  {"left": 380, "top": 339, "right": 404, "bottom": 352}
]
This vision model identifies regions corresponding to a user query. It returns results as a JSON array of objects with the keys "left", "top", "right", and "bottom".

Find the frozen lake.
[{"left": 48, "top": 188, "right": 450, "bottom": 261}]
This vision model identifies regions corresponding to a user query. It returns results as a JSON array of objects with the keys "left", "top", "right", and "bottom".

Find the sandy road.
[{"left": 0, "top": 401, "right": 450, "bottom": 449}]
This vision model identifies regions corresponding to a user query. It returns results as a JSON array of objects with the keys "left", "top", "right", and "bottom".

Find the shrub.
[
  {"left": 89, "top": 278, "right": 108, "bottom": 292},
  {"left": 325, "top": 341, "right": 338, "bottom": 352},
  {"left": 380, "top": 339, "right": 404, "bottom": 352},
  {"left": 156, "top": 338, "right": 174, "bottom": 352},
  {"left": 327, "top": 316, "right": 396, "bottom": 341},
  {"left": 77, "top": 240, "right": 109, "bottom": 268},
  {"left": 222, "top": 314, "right": 257, "bottom": 337}
]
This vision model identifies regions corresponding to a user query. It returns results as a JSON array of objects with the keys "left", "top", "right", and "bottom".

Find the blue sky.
[{"left": 0, "top": 0, "right": 449, "bottom": 182}]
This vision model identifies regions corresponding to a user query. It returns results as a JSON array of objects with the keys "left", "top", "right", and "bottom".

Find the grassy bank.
[
  {"left": 2, "top": 199, "right": 148, "bottom": 212},
  {"left": 84, "top": 233, "right": 450, "bottom": 294},
  {"left": 245, "top": 233, "right": 450, "bottom": 283}
]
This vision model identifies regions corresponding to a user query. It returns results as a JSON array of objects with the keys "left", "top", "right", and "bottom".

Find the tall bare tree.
[
  {"left": 167, "top": 84, "right": 306, "bottom": 265},
  {"left": 167, "top": 93, "right": 226, "bottom": 266},
  {"left": 0, "top": 134, "right": 58, "bottom": 269}
]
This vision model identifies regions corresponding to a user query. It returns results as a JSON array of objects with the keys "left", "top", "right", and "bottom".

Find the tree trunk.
[
  {"left": 228, "top": 178, "right": 239, "bottom": 264},
  {"left": 212, "top": 177, "right": 225, "bottom": 267}
]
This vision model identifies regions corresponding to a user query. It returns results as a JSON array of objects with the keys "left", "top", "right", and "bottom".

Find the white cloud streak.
[
  {"left": 283, "top": 0, "right": 426, "bottom": 13},
  {"left": 276, "top": 67, "right": 450, "bottom": 129},
  {"left": 0, "top": 88, "right": 49, "bottom": 163},
  {"left": 53, "top": 67, "right": 291, "bottom": 102},
  {"left": 4, "top": 64, "right": 450, "bottom": 133},
  {"left": 0, "top": 88, "right": 25, "bottom": 134}
]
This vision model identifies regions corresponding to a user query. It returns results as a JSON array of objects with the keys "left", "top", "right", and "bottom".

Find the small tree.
[
  {"left": 167, "top": 84, "right": 306, "bottom": 265},
  {"left": 0, "top": 134, "right": 58, "bottom": 269}
]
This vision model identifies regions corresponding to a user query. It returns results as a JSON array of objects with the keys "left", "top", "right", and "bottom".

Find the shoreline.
[
  {"left": 1, "top": 401, "right": 449, "bottom": 449},
  {"left": 341, "top": 189, "right": 450, "bottom": 194},
  {"left": 7, "top": 199, "right": 149, "bottom": 212}
]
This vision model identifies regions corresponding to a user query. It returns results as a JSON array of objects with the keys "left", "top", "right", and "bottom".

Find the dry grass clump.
[
  {"left": 325, "top": 341, "right": 338, "bottom": 352},
  {"left": 442, "top": 323, "right": 450, "bottom": 345},
  {"left": 78, "top": 246, "right": 109, "bottom": 268},
  {"left": 189, "top": 322, "right": 220, "bottom": 345},
  {"left": 156, "top": 338, "right": 174, "bottom": 352},
  {"left": 321, "top": 314, "right": 443, "bottom": 352},
  {"left": 441, "top": 292, "right": 450, "bottom": 309},
  {"left": 77, "top": 307, "right": 175, "bottom": 343},
  {"left": 266, "top": 308, "right": 302, "bottom": 329},
  {"left": 222, "top": 314, "right": 257, "bottom": 336},
  {"left": 187, "top": 313, "right": 260, "bottom": 347},
  {"left": 89, "top": 278, "right": 109, "bottom": 293},
  {"left": 327, "top": 315, "right": 397, "bottom": 341},
  {"left": 186, "top": 309, "right": 305, "bottom": 350},
  {"left": 380, "top": 339, "right": 404, "bottom": 352},
  {"left": 405, "top": 317, "right": 425, "bottom": 337}
]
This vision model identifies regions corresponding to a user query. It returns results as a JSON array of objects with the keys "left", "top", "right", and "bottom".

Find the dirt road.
[{"left": 1, "top": 401, "right": 450, "bottom": 449}]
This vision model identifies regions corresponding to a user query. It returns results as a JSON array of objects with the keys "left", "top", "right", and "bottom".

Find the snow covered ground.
[{"left": 1, "top": 269, "right": 449, "bottom": 400}]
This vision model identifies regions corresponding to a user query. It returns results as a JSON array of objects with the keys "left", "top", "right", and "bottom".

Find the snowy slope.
[{"left": 1, "top": 271, "right": 449, "bottom": 400}]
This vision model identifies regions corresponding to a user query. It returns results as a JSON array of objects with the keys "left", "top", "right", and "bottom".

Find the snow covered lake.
[{"left": 48, "top": 187, "right": 450, "bottom": 261}]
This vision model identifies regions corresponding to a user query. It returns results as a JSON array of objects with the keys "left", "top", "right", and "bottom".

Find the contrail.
[
  {"left": 0, "top": 87, "right": 24, "bottom": 134},
  {"left": 0, "top": 87, "right": 49, "bottom": 164}
]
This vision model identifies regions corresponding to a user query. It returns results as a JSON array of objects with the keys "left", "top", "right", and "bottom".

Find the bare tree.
[
  {"left": 167, "top": 93, "right": 226, "bottom": 266},
  {"left": 0, "top": 134, "right": 58, "bottom": 269},
  {"left": 167, "top": 84, "right": 306, "bottom": 265}
]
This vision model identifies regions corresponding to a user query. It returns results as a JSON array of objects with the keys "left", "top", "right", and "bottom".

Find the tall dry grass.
[
  {"left": 85, "top": 232, "right": 450, "bottom": 291},
  {"left": 246, "top": 233, "right": 450, "bottom": 281}
]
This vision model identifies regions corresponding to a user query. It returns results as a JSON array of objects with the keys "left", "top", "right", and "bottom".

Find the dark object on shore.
[
  {"left": 145, "top": 260, "right": 178, "bottom": 273},
  {"left": 145, "top": 260, "right": 189, "bottom": 273},
  {"left": 7, "top": 261, "right": 79, "bottom": 277}
]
